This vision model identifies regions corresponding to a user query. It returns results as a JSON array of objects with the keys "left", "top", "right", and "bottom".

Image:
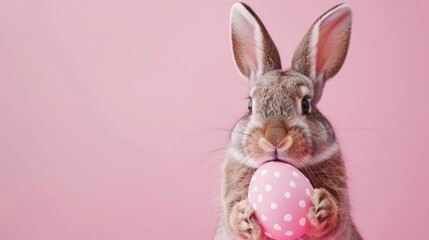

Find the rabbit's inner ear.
[
  {"left": 230, "top": 3, "right": 281, "bottom": 86},
  {"left": 315, "top": 7, "right": 352, "bottom": 81},
  {"left": 231, "top": 8, "right": 260, "bottom": 79}
]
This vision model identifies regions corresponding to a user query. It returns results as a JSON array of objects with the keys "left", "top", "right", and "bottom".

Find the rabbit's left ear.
[{"left": 292, "top": 4, "right": 352, "bottom": 103}]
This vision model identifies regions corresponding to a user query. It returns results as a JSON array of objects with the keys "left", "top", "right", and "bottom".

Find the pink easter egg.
[{"left": 248, "top": 162, "right": 314, "bottom": 240}]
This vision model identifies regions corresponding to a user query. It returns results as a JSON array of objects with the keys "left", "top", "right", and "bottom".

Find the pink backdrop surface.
[{"left": 1, "top": 0, "right": 428, "bottom": 239}]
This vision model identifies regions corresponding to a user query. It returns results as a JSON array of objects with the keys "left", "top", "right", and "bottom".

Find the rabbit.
[{"left": 214, "top": 2, "right": 362, "bottom": 240}]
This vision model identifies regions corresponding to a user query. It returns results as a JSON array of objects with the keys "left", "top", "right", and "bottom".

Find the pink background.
[{"left": 0, "top": 0, "right": 428, "bottom": 239}]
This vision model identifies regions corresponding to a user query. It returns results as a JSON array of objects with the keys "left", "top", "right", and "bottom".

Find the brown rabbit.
[{"left": 215, "top": 3, "right": 362, "bottom": 240}]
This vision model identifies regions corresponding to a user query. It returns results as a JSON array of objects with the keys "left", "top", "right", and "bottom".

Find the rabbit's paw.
[
  {"left": 307, "top": 188, "right": 339, "bottom": 237},
  {"left": 229, "top": 199, "right": 262, "bottom": 240}
]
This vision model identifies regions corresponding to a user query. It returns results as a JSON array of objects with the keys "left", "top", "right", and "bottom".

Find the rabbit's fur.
[{"left": 215, "top": 3, "right": 362, "bottom": 240}]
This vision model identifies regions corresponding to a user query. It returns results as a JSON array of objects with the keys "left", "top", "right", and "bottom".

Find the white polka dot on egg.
[
  {"left": 265, "top": 232, "right": 273, "bottom": 238},
  {"left": 265, "top": 184, "right": 272, "bottom": 192},
  {"left": 252, "top": 204, "right": 257, "bottom": 210},
  {"left": 261, "top": 169, "right": 268, "bottom": 175},
  {"left": 274, "top": 223, "right": 282, "bottom": 231},
  {"left": 270, "top": 203, "right": 278, "bottom": 210},
  {"left": 299, "top": 217, "right": 306, "bottom": 226},
  {"left": 285, "top": 231, "right": 294, "bottom": 237},
  {"left": 253, "top": 186, "right": 258, "bottom": 192},
  {"left": 284, "top": 191, "right": 292, "bottom": 199},
  {"left": 305, "top": 188, "right": 311, "bottom": 196},
  {"left": 258, "top": 194, "right": 263, "bottom": 202},
  {"left": 299, "top": 200, "right": 306, "bottom": 208},
  {"left": 261, "top": 214, "right": 268, "bottom": 221},
  {"left": 292, "top": 171, "right": 299, "bottom": 177},
  {"left": 274, "top": 171, "right": 280, "bottom": 178},
  {"left": 289, "top": 181, "right": 296, "bottom": 188},
  {"left": 284, "top": 214, "right": 292, "bottom": 222}
]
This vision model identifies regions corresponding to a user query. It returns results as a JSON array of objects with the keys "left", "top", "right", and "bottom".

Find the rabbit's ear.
[
  {"left": 292, "top": 4, "right": 352, "bottom": 103},
  {"left": 230, "top": 3, "right": 281, "bottom": 86}
]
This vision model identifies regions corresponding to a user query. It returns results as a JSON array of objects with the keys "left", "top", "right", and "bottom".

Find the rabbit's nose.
[{"left": 262, "top": 127, "right": 287, "bottom": 149}]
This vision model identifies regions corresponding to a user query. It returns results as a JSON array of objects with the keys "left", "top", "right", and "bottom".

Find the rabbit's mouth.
[{"left": 268, "top": 158, "right": 283, "bottom": 163}]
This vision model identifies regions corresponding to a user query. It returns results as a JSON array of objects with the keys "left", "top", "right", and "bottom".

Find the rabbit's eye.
[
  {"left": 248, "top": 99, "right": 253, "bottom": 113},
  {"left": 301, "top": 98, "right": 310, "bottom": 114}
]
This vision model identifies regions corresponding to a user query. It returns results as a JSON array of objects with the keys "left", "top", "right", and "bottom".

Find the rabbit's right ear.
[{"left": 230, "top": 3, "right": 281, "bottom": 87}]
